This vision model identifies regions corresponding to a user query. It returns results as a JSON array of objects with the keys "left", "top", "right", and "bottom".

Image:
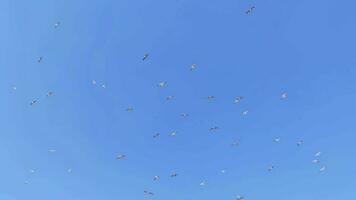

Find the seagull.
[
  {"left": 166, "top": 95, "right": 175, "bottom": 101},
  {"left": 29, "top": 169, "right": 36, "bottom": 173},
  {"left": 281, "top": 92, "right": 288, "bottom": 100},
  {"left": 207, "top": 96, "right": 215, "bottom": 101},
  {"left": 210, "top": 126, "right": 219, "bottom": 132},
  {"left": 312, "top": 159, "right": 320, "bottom": 164},
  {"left": 12, "top": 86, "right": 17, "bottom": 91},
  {"left": 92, "top": 80, "right": 97, "bottom": 85},
  {"left": 153, "top": 133, "right": 160, "bottom": 138},
  {"left": 181, "top": 113, "right": 189, "bottom": 118},
  {"left": 54, "top": 21, "right": 60, "bottom": 29},
  {"left": 144, "top": 190, "right": 154, "bottom": 196},
  {"left": 200, "top": 181, "right": 207, "bottom": 186},
  {"left": 221, "top": 170, "right": 226, "bottom": 174},
  {"left": 143, "top": 53, "right": 149, "bottom": 61},
  {"left": 234, "top": 96, "right": 244, "bottom": 104},
  {"left": 320, "top": 166, "right": 327, "bottom": 172},
  {"left": 126, "top": 107, "right": 134, "bottom": 112},
  {"left": 273, "top": 138, "right": 281, "bottom": 143},
  {"left": 30, "top": 100, "right": 37, "bottom": 106},
  {"left": 241, "top": 110, "right": 249, "bottom": 116},
  {"left": 190, "top": 64, "right": 197, "bottom": 71},
  {"left": 315, "top": 152, "right": 322, "bottom": 157},
  {"left": 116, "top": 154, "right": 126, "bottom": 160},
  {"left": 170, "top": 172, "right": 178, "bottom": 177},
  {"left": 46, "top": 91, "right": 53, "bottom": 97},
  {"left": 158, "top": 81, "right": 167, "bottom": 87},
  {"left": 268, "top": 165, "right": 275, "bottom": 172},
  {"left": 236, "top": 195, "right": 244, "bottom": 200},
  {"left": 153, "top": 175, "right": 160, "bottom": 181},
  {"left": 231, "top": 141, "right": 239, "bottom": 147},
  {"left": 297, "top": 140, "right": 304, "bottom": 147},
  {"left": 245, "top": 6, "right": 255, "bottom": 14},
  {"left": 102, "top": 84, "right": 106, "bottom": 89},
  {"left": 170, "top": 131, "right": 177, "bottom": 136},
  {"left": 37, "top": 57, "right": 43, "bottom": 63}
]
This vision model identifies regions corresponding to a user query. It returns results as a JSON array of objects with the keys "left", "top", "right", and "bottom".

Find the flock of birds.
[{"left": 15, "top": 8, "right": 329, "bottom": 200}]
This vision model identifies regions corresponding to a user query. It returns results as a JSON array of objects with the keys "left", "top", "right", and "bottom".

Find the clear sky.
[{"left": 1, "top": 0, "right": 356, "bottom": 199}]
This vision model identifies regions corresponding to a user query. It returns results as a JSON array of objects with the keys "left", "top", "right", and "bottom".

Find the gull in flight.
[
  {"left": 210, "top": 126, "right": 219, "bottom": 132},
  {"left": 207, "top": 96, "right": 215, "bottom": 101},
  {"left": 37, "top": 57, "right": 43, "bottom": 63},
  {"left": 221, "top": 170, "right": 226, "bottom": 174},
  {"left": 241, "top": 110, "right": 249, "bottom": 116},
  {"left": 234, "top": 96, "right": 244, "bottom": 104},
  {"left": 170, "top": 172, "right": 178, "bottom": 177},
  {"left": 312, "top": 159, "right": 320, "bottom": 164},
  {"left": 48, "top": 149, "right": 56, "bottom": 153},
  {"left": 92, "top": 80, "right": 97, "bottom": 85},
  {"left": 153, "top": 133, "right": 160, "bottom": 138},
  {"left": 54, "top": 21, "right": 60, "bottom": 29},
  {"left": 170, "top": 131, "right": 177, "bottom": 137},
  {"left": 281, "top": 92, "right": 288, "bottom": 100},
  {"left": 200, "top": 181, "right": 207, "bottom": 186},
  {"left": 144, "top": 190, "right": 154, "bottom": 196},
  {"left": 143, "top": 53, "right": 149, "bottom": 61},
  {"left": 297, "top": 140, "right": 304, "bottom": 147},
  {"left": 166, "top": 95, "right": 175, "bottom": 101},
  {"left": 181, "top": 113, "right": 189, "bottom": 118},
  {"left": 29, "top": 169, "right": 36, "bottom": 173},
  {"left": 102, "top": 84, "right": 106, "bottom": 89},
  {"left": 236, "top": 195, "right": 244, "bottom": 200},
  {"left": 320, "top": 166, "right": 327, "bottom": 172},
  {"left": 116, "top": 154, "right": 126, "bottom": 160},
  {"left": 190, "top": 64, "right": 197, "bottom": 71},
  {"left": 268, "top": 165, "right": 275, "bottom": 172},
  {"left": 315, "top": 152, "right": 322, "bottom": 157},
  {"left": 153, "top": 175, "right": 160, "bottom": 181},
  {"left": 126, "top": 107, "right": 134, "bottom": 112},
  {"left": 273, "top": 138, "right": 281, "bottom": 143},
  {"left": 245, "top": 6, "right": 255, "bottom": 14},
  {"left": 231, "top": 141, "right": 239, "bottom": 147},
  {"left": 47, "top": 91, "right": 53, "bottom": 97},
  {"left": 30, "top": 100, "right": 38, "bottom": 106},
  {"left": 67, "top": 168, "right": 72, "bottom": 173},
  {"left": 158, "top": 81, "right": 166, "bottom": 87}
]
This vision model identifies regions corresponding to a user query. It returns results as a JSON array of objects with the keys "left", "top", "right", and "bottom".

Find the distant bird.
[
  {"left": 236, "top": 195, "right": 244, "bottom": 200},
  {"left": 200, "top": 181, "right": 207, "bottom": 186},
  {"left": 315, "top": 152, "right": 322, "bottom": 157},
  {"left": 281, "top": 92, "right": 288, "bottom": 100},
  {"left": 102, "top": 84, "right": 106, "bottom": 89},
  {"left": 210, "top": 126, "right": 219, "bottom": 132},
  {"left": 312, "top": 159, "right": 320, "bottom": 164},
  {"left": 170, "top": 131, "right": 177, "bottom": 137},
  {"left": 158, "top": 81, "right": 166, "bottom": 87},
  {"left": 190, "top": 64, "right": 197, "bottom": 71},
  {"left": 231, "top": 141, "right": 239, "bottom": 147},
  {"left": 245, "top": 6, "right": 255, "bottom": 14},
  {"left": 54, "top": 21, "right": 60, "bottom": 29},
  {"left": 143, "top": 53, "right": 149, "bottom": 61},
  {"left": 12, "top": 86, "right": 17, "bottom": 91},
  {"left": 153, "top": 133, "right": 160, "bottom": 138},
  {"left": 30, "top": 100, "right": 37, "bottom": 106},
  {"left": 37, "top": 57, "right": 43, "bottom": 63},
  {"left": 144, "top": 190, "right": 154, "bottom": 196},
  {"left": 126, "top": 107, "right": 134, "bottom": 112},
  {"left": 181, "top": 113, "right": 189, "bottom": 118},
  {"left": 48, "top": 149, "right": 56, "bottom": 153},
  {"left": 297, "top": 140, "right": 304, "bottom": 147},
  {"left": 268, "top": 165, "right": 275, "bottom": 172},
  {"left": 116, "top": 154, "right": 126, "bottom": 160},
  {"left": 166, "top": 95, "right": 175, "bottom": 101},
  {"left": 29, "top": 169, "right": 35, "bottom": 173},
  {"left": 46, "top": 91, "right": 53, "bottom": 97},
  {"left": 170, "top": 172, "right": 178, "bottom": 177},
  {"left": 234, "top": 96, "right": 244, "bottom": 104},
  {"left": 24, "top": 180, "right": 30, "bottom": 185},
  {"left": 153, "top": 175, "right": 160, "bottom": 181},
  {"left": 273, "top": 138, "right": 281, "bottom": 143},
  {"left": 320, "top": 166, "right": 327, "bottom": 172},
  {"left": 241, "top": 110, "right": 249, "bottom": 116},
  {"left": 221, "top": 170, "right": 226, "bottom": 174},
  {"left": 207, "top": 96, "right": 215, "bottom": 101},
  {"left": 92, "top": 80, "right": 97, "bottom": 85},
  {"left": 67, "top": 168, "right": 72, "bottom": 173}
]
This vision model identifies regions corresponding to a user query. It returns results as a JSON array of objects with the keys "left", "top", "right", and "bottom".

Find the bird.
[
  {"left": 245, "top": 6, "right": 255, "bottom": 14},
  {"left": 24, "top": 180, "right": 30, "bottom": 185},
  {"left": 30, "top": 100, "right": 37, "bottom": 106},
  {"left": 48, "top": 149, "right": 56, "bottom": 153},
  {"left": 116, "top": 154, "right": 126, "bottom": 160},
  {"left": 320, "top": 166, "right": 327, "bottom": 172},
  {"left": 29, "top": 169, "right": 36, "bottom": 173},
  {"left": 207, "top": 96, "right": 215, "bottom": 101},
  {"left": 231, "top": 141, "right": 239, "bottom": 147},
  {"left": 312, "top": 159, "right": 320, "bottom": 164},
  {"left": 158, "top": 81, "right": 166, "bottom": 87},
  {"left": 315, "top": 152, "right": 322, "bottom": 157},
  {"left": 67, "top": 168, "right": 72, "bottom": 173},
  {"left": 236, "top": 195, "right": 244, "bottom": 200},
  {"left": 126, "top": 107, "right": 134, "bottom": 112},
  {"left": 92, "top": 80, "right": 97, "bottom": 85},
  {"left": 234, "top": 96, "right": 244, "bottom": 104},
  {"left": 170, "top": 172, "right": 178, "bottom": 177},
  {"left": 12, "top": 86, "right": 17, "bottom": 91},
  {"left": 268, "top": 165, "right": 275, "bottom": 172},
  {"left": 37, "top": 57, "right": 43, "bottom": 63},
  {"left": 102, "top": 84, "right": 106, "bottom": 89},
  {"left": 241, "top": 110, "right": 249, "bottom": 116},
  {"left": 181, "top": 113, "right": 189, "bottom": 118},
  {"left": 190, "top": 64, "right": 197, "bottom": 71},
  {"left": 200, "top": 181, "right": 207, "bottom": 186},
  {"left": 221, "top": 170, "right": 226, "bottom": 174},
  {"left": 273, "top": 138, "right": 281, "bottom": 143},
  {"left": 281, "top": 92, "right": 288, "bottom": 100},
  {"left": 144, "top": 190, "right": 154, "bottom": 196},
  {"left": 143, "top": 53, "right": 149, "bottom": 61},
  {"left": 153, "top": 133, "right": 160, "bottom": 138},
  {"left": 210, "top": 126, "right": 219, "bottom": 132},
  {"left": 170, "top": 131, "right": 177, "bottom": 136},
  {"left": 297, "top": 140, "right": 304, "bottom": 147},
  {"left": 54, "top": 21, "right": 60, "bottom": 29},
  {"left": 46, "top": 91, "right": 53, "bottom": 97},
  {"left": 153, "top": 175, "right": 160, "bottom": 181},
  {"left": 166, "top": 95, "right": 175, "bottom": 101}
]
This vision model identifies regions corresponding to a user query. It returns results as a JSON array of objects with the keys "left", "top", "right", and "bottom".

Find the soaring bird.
[
  {"left": 210, "top": 126, "right": 219, "bottom": 132},
  {"left": 207, "top": 96, "right": 215, "bottom": 101},
  {"left": 143, "top": 53, "right": 149, "bottom": 61},
  {"left": 47, "top": 91, "right": 53, "bottom": 97},
  {"left": 320, "top": 166, "right": 327, "bottom": 172},
  {"left": 153, "top": 175, "right": 160, "bottom": 181},
  {"left": 200, "top": 181, "right": 207, "bottom": 186},
  {"left": 241, "top": 110, "right": 249, "bottom": 116},
  {"left": 297, "top": 140, "right": 304, "bottom": 147},
  {"left": 315, "top": 152, "right": 322, "bottom": 157},
  {"left": 144, "top": 190, "right": 154, "bottom": 196},
  {"left": 37, "top": 57, "right": 43, "bottom": 63},
  {"left": 190, "top": 64, "right": 197, "bottom": 71},
  {"left": 181, "top": 113, "right": 189, "bottom": 118},
  {"left": 153, "top": 133, "right": 160, "bottom": 138},
  {"left": 116, "top": 154, "right": 126, "bottom": 160},
  {"left": 281, "top": 92, "right": 288, "bottom": 100},
  {"left": 268, "top": 165, "right": 275, "bottom": 172},
  {"left": 170, "top": 131, "right": 177, "bottom": 137},
  {"left": 158, "top": 81, "right": 166, "bottom": 87},
  {"left": 245, "top": 6, "right": 255, "bottom": 14},
  {"left": 54, "top": 21, "right": 60, "bottom": 29},
  {"left": 170, "top": 172, "right": 178, "bottom": 177},
  {"left": 166, "top": 95, "right": 175, "bottom": 101},
  {"left": 30, "top": 100, "right": 37, "bottom": 106},
  {"left": 236, "top": 195, "right": 244, "bottom": 200},
  {"left": 92, "top": 80, "right": 97, "bottom": 85},
  {"left": 273, "top": 138, "right": 281, "bottom": 143},
  {"left": 126, "top": 107, "right": 134, "bottom": 112},
  {"left": 234, "top": 96, "right": 244, "bottom": 104}
]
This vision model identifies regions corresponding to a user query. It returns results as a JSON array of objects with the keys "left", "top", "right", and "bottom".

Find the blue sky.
[{"left": 1, "top": 0, "right": 356, "bottom": 199}]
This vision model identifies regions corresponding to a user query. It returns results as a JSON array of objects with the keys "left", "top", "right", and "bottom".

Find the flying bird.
[
  {"left": 116, "top": 154, "right": 126, "bottom": 160},
  {"left": 281, "top": 92, "right": 288, "bottom": 100},
  {"left": 273, "top": 138, "right": 281, "bottom": 143},
  {"left": 153, "top": 133, "right": 160, "bottom": 138},
  {"left": 170, "top": 172, "right": 178, "bottom": 177},
  {"left": 241, "top": 110, "right": 249, "bottom": 116},
  {"left": 126, "top": 107, "right": 134, "bottom": 112},
  {"left": 268, "top": 165, "right": 275, "bottom": 172},
  {"left": 166, "top": 95, "right": 175, "bottom": 101},
  {"left": 207, "top": 96, "right": 215, "bottom": 101},
  {"left": 246, "top": 6, "right": 255, "bottom": 14},
  {"left": 181, "top": 113, "right": 189, "bottom": 118},
  {"left": 37, "top": 57, "right": 43, "bottom": 63},
  {"left": 47, "top": 91, "right": 53, "bottom": 97},
  {"left": 102, "top": 84, "right": 106, "bottom": 89},
  {"left": 158, "top": 81, "right": 167, "bottom": 87},
  {"left": 144, "top": 190, "right": 154, "bottom": 196},
  {"left": 297, "top": 140, "right": 304, "bottom": 147},
  {"left": 231, "top": 141, "right": 239, "bottom": 147},
  {"left": 210, "top": 126, "right": 219, "bottom": 132},
  {"left": 48, "top": 149, "right": 56, "bottom": 153},
  {"left": 92, "top": 80, "right": 97, "bottom": 85},
  {"left": 153, "top": 175, "right": 160, "bottom": 181},
  {"left": 236, "top": 195, "right": 244, "bottom": 200},
  {"left": 54, "top": 21, "right": 60, "bottom": 29},
  {"left": 30, "top": 100, "right": 37, "bottom": 106},
  {"left": 67, "top": 168, "right": 72, "bottom": 173},
  {"left": 200, "top": 181, "right": 207, "bottom": 186},
  {"left": 312, "top": 159, "right": 320, "bottom": 164},
  {"left": 234, "top": 96, "right": 244, "bottom": 104},
  {"left": 170, "top": 131, "right": 177, "bottom": 137},
  {"left": 190, "top": 64, "right": 197, "bottom": 71},
  {"left": 143, "top": 53, "right": 149, "bottom": 61},
  {"left": 320, "top": 166, "right": 327, "bottom": 172},
  {"left": 315, "top": 152, "right": 322, "bottom": 157}
]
